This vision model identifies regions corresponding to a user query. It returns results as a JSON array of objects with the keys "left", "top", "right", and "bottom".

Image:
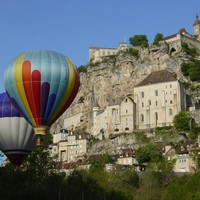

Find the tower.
[{"left": 193, "top": 15, "right": 200, "bottom": 40}]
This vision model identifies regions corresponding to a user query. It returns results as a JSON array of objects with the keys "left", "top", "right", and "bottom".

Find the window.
[
  {"left": 142, "top": 102, "right": 144, "bottom": 107},
  {"left": 148, "top": 100, "right": 151, "bottom": 106},
  {"left": 155, "top": 112, "right": 158, "bottom": 121},
  {"left": 125, "top": 98, "right": 128, "bottom": 102},
  {"left": 169, "top": 108, "right": 173, "bottom": 115},
  {"left": 112, "top": 108, "right": 116, "bottom": 115},
  {"left": 170, "top": 100, "right": 173, "bottom": 104},
  {"left": 155, "top": 90, "right": 158, "bottom": 96},
  {"left": 141, "top": 114, "right": 144, "bottom": 122},
  {"left": 141, "top": 92, "right": 144, "bottom": 98},
  {"left": 156, "top": 101, "right": 158, "bottom": 106}
]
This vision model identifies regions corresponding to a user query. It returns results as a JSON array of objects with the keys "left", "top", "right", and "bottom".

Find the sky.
[
  {"left": 0, "top": 0, "right": 200, "bottom": 165},
  {"left": 0, "top": 0, "right": 200, "bottom": 93}
]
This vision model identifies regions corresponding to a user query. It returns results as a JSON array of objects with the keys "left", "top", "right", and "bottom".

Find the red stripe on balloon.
[
  {"left": 22, "top": 61, "right": 40, "bottom": 125},
  {"left": 32, "top": 70, "right": 41, "bottom": 125},
  {"left": 48, "top": 68, "right": 80, "bottom": 126}
]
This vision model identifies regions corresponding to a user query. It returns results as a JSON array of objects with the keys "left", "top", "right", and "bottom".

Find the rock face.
[{"left": 55, "top": 44, "right": 192, "bottom": 134}]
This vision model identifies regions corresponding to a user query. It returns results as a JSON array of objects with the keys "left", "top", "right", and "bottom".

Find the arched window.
[
  {"left": 155, "top": 90, "right": 158, "bottom": 96},
  {"left": 148, "top": 100, "right": 151, "bottom": 106},
  {"left": 169, "top": 108, "right": 173, "bottom": 116}
]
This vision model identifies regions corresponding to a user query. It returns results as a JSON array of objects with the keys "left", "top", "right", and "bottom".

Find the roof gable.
[{"left": 135, "top": 70, "right": 177, "bottom": 87}]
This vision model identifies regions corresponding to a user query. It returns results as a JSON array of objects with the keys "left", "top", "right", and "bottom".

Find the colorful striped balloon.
[{"left": 4, "top": 50, "right": 80, "bottom": 141}]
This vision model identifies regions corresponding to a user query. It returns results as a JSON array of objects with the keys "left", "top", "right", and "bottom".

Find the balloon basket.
[
  {"left": 33, "top": 126, "right": 49, "bottom": 136},
  {"left": 36, "top": 136, "right": 44, "bottom": 146}
]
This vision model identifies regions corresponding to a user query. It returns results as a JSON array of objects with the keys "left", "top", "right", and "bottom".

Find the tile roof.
[{"left": 135, "top": 70, "right": 177, "bottom": 87}]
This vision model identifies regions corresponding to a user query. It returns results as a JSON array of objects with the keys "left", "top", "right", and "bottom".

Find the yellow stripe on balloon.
[
  {"left": 54, "top": 57, "right": 76, "bottom": 114},
  {"left": 14, "top": 54, "right": 35, "bottom": 125}
]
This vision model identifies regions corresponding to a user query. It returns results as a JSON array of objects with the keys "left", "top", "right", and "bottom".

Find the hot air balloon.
[
  {"left": 4, "top": 50, "right": 80, "bottom": 145},
  {"left": 0, "top": 92, "right": 36, "bottom": 169}
]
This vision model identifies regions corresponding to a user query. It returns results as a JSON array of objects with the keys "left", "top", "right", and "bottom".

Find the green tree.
[
  {"left": 153, "top": 33, "right": 163, "bottom": 46},
  {"left": 188, "top": 61, "right": 200, "bottom": 81},
  {"left": 173, "top": 112, "right": 192, "bottom": 131},
  {"left": 181, "top": 42, "right": 197, "bottom": 57},
  {"left": 135, "top": 143, "right": 162, "bottom": 164},
  {"left": 129, "top": 34, "right": 149, "bottom": 48},
  {"left": 181, "top": 62, "right": 190, "bottom": 76},
  {"left": 23, "top": 132, "right": 56, "bottom": 178},
  {"left": 134, "top": 171, "right": 164, "bottom": 200}
]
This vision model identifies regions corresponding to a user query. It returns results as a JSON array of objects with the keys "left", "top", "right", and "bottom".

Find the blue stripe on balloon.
[
  {"left": 43, "top": 94, "right": 56, "bottom": 125},
  {"left": 41, "top": 82, "right": 50, "bottom": 122}
]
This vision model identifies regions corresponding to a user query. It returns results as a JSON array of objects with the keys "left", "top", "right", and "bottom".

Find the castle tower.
[{"left": 193, "top": 15, "right": 200, "bottom": 40}]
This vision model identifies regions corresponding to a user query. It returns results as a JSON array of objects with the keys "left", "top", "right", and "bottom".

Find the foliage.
[
  {"left": 134, "top": 171, "right": 164, "bottom": 200},
  {"left": 189, "top": 126, "right": 200, "bottom": 140},
  {"left": 129, "top": 34, "right": 149, "bottom": 48},
  {"left": 3, "top": 161, "right": 200, "bottom": 199},
  {"left": 0, "top": 165, "right": 64, "bottom": 200},
  {"left": 181, "top": 42, "right": 198, "bottom": 57},
  {"left": 78, "top": 65, "right": 87, "bottom": 73},
  {"left": 163, "top": 173, "right": 200, "bottom": 200},
  {"left": 135, "top": 143, "right": 162, "bottom": 164},
  {"left": 173, "top": 112, "right": 192, "bottom": 131},
  {"left": 89, "top": 154, "right": 114, "bottom": 171},
  {"left": 153, "top": 33, "right": 163, "bottom": 46},
  {"left": 134, "top": 131, "right": 150, "bottom": 144},
  {"left": 123, "top": 48, "right": 140, "bottom": 59},
  {"left": 22, "top": 133, "right": 55, "bottom": 177},
  {"left": 181, "top": 60, "right": 200, "bottom": 82}
]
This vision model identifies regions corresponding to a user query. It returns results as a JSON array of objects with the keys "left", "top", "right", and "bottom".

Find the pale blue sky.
[{"left": 0, "top": 0, "right": 200, "bottom": 94}]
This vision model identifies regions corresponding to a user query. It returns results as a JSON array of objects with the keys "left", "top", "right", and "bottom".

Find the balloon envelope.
[
  {"left": 0, "top": 92, "right": 36, "bottom": 169},
  {"left": 4, "top": 50, "right": 80, "bottom": 137}
]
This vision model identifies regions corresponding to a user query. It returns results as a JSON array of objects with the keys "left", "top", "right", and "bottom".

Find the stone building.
[
  {"left": 61, "top": 69, "right": 186, "bottom": 137},
  {"left": 173, "top": 141, "right": 197, "bottom": 173},
  {"left": 134, "top": 70, "right": 186, "bottom": 129},
  {"left": 89, "top": 16, "right": 200, "bottom": 61},
  {"left": 92, "top": 96, "right": 136, "bottom": 138},
  {"left": 89, "top": 42, "right": 128, "bottom": 63},
  {"left": 162, "top": 15, "right": 200, "bottom": 54},
  {"left": 50, "top": 130, "right": 89, "bottom": 163}
]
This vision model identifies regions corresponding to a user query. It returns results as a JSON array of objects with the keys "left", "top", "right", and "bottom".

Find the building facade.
[
  {"left": 89, "top": 42, "right": 128, "bottom": 63},
  {"left": 92, "top": 96, "right": 136, "bottom": 138},
  {"left": 50, "top": 130, "right": 89, "bottom": 163},
  {"left": 134, "top": 70, "right": 186, "bottom": 129}
]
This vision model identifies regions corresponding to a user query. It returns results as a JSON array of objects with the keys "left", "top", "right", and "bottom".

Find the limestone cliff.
[{"left": 52, "top": 44, "right": 196, "bottom": 134}]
